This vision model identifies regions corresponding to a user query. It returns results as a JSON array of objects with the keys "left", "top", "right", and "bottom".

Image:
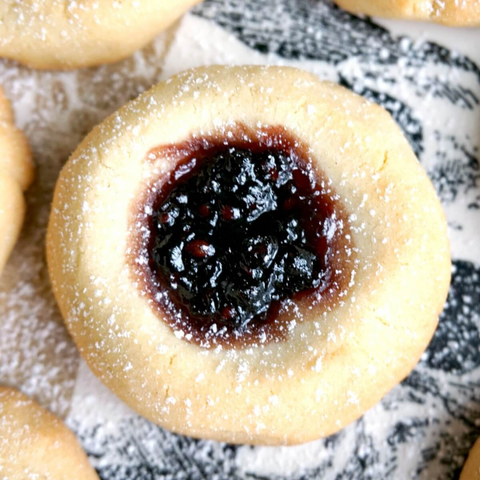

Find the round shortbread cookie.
[
  {"left": 334, "top": 0, "right": 480, "bottom": 26},
  {"left": 0, "top": 0, "right": 201, "bottom": 70},
  {"left": 0, "top": 387, "right": 99, "bottom": 480},
  {"left": 0, "top": 87, "right": 33, "bottom": 275},
  {"left": 47, "top": 65, "right": 451, "bottom": 445},
  {"left": 461, "top": 438, "right": 480, "bottom": 480},
  {"left": 0, "top": 176, "right": 26, "bottom": 276}
]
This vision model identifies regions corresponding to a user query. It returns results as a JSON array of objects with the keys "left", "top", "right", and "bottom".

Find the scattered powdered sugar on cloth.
[{"left": 0, "top": 0, "right": 479, "bottom": 478}]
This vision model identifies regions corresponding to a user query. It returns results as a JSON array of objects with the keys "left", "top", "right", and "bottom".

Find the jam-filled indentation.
[{"left": 132, "top": 125, "right": 352, "bottom": 348}]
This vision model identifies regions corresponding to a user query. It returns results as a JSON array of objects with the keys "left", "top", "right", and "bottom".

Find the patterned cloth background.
[{"left": 0, "top": 1, "right": 479, "bottom": 479}]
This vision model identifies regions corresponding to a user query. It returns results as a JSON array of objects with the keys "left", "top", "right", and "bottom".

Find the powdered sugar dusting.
[
  {"left": 0, "top": 0, "right": 479, "bottom": 478},
  {"left": 0, "top": 23, "right": 174, "bottom": 417}
]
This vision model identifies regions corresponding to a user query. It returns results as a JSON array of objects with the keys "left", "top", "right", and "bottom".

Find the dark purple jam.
[{"left": 134, "top": 126, "right": 351, "bottom": 348}]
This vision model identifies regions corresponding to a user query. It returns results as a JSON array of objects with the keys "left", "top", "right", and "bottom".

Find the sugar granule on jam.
[{"left": 133, "top": 127, "right": 351, "bottom": 348}]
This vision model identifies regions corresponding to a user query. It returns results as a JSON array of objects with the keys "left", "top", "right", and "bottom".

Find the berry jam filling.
[{"left": 133, "top": 126, "right": 351, "bottom": 348}]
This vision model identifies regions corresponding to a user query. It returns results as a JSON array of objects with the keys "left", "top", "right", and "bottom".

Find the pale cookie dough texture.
[
  {"left": 335, "top": 0, "right": 480, "bottom": 26},
  {"left": 0, "top": 0, "right": 201, "bottom": 70},
  {"left": 0, "top": 87, "right": 33, "bottom": 275},
  {"left": 461, "top": 438, "right": 480, "bottom": 480},
  {"left": 47, "top": 65, "right": 451, "bottom": 445},
  {"left": 0, "top": 387, "right": 99, "bottom": 479}
]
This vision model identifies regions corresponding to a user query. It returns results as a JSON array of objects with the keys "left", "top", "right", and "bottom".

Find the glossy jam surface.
[{"left": 134, "top": 126, "right": 351, "bottom": 348}]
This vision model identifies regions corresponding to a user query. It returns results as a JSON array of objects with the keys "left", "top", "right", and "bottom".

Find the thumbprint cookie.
[
  {"left": 335, "top": 0, "right": 480, "bottom": 26},
  {"left": 461, "top": 438, "right": 480, "bottom": 480},
  {"left": 0, "top": 0, "right": 201, "bottom": 70},
  {"left": 47, "top": 66, "right": 451, "bottom": 445},
  {"left": 0, "top": 387, "right": 99, "bottom": 479},
  {"left": 0, "top": 87, "right": 33, "bottom": 276}
]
